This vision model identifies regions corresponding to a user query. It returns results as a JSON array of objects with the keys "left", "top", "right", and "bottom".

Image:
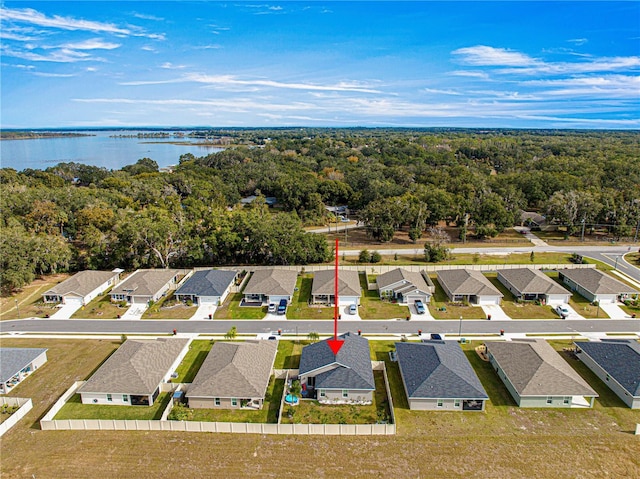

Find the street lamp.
[
  {"left": 614, "top": 255, "right": 621, "bottom": 270},
  {"left": 15, "top": 299, "right": 20, "bottom": 319},
  {"left": 580, "top": 218, "right": 586, "bottom": 242},
  {"left": 458, "top": 315, "right": 463, "bottom": 339}
]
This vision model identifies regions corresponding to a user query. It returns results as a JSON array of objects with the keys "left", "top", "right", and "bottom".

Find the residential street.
[{"left": 1, "top": 317, "right": 638, "bottom": 337}]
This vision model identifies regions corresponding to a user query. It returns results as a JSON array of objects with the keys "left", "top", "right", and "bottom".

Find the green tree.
[{"left": 358, "top": 249, "right": 370, "bottom": 263}]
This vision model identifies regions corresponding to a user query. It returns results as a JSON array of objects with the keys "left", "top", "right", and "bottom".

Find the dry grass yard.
[{"left": 1, "top": 337, "right": 639, "bottom": 479}]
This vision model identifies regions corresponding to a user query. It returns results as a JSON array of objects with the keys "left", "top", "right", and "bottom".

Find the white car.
[
  {"left": 556, "top": 305, "right": 570, "bottom": 318},
  {"left": 349, "top": 304, "right": 357, "bottom": 315},
  {"left": 268, "top": 303, "right": 276, "bottom": 313}
]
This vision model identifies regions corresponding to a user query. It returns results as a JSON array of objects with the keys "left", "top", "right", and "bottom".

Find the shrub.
[{"left": 370, "top": 251, "right": 381, "bottom": 263}]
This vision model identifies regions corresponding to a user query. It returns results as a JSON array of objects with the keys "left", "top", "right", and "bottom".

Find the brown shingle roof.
[
  {"left": 44, "top": 270, "right": 119, "bottom": 298},
  {"left": 311, "top": 269, "right": 361, "bottom": 297},
  {"left": 78, "top": 338, "right": 189, "bottom": 396},
  {"left": 436, "top": 269, "right": 503, "bottom": 297},
  {"left": 487, "top": 339, "right": 597, "bottom": 397},
  {"left": 187, "top": 340, "right": 277, "bottom": 399},
  {"left": 243, "top": 269, "right": 298, "bottom": 297},
  {"left": 498, "top": 268, "right": 571, "bottom": 295},
  {"left": 560, "top": 269, "right": 639, "bottom": 296},
  {"left": 376, "top": 268, "right": 434, "bottom": 294},
  {"left": 110, "top": 269, "right": 181, "bottom": 298}
]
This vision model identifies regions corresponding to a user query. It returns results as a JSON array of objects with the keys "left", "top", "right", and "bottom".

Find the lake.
[{"left": 0, "top": 130, "right": 224, "bottom": 171}]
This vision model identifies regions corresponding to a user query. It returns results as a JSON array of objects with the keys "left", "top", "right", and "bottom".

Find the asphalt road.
[{"left": 2, "top": 318, "right": 638, "bottom": 336}]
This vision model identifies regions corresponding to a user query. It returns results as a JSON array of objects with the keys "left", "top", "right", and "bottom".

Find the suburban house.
[
  {"left": 574, "top": 340, "right": 640, "bottom": 409},
  {"left": 298, "top": 332, "right": 375, "bottom": 404},
  {"left": 187, "top": 340, "right": 278, "bottom": 409},
  {"left": 240, "top": 195, "right": 277, "bottom": 207},
  {"left": 486, "top": 339, "right": 598, "bottom": 408},
  {"left": 109, "top": 269, "right": 184, "bottom": 305},
  {"left": 0, "top": 348, "right": 48, "bottom": 394},
  {"left": 242, "top": 268, "right": 298, "bottom": 305},
  {"left": 175, "top": 269, "right": 237, "bottom": 306},
  {"left": 43, "top": 270, "right": 122, "bottom": 306},
  {"left": 78, "top": 338, "right": 190, "bottom": 406},
  {"left": 436, "top": 269, "right": 503, "bottom": 305},
  {"left": 376, "top": 268, "right": 435, "bottom": 304},
  {"left": 310, "top": 269, "right": 361, "bottom": 306},
  {"left": 497, "top": 268, "right": 572, "bottom": 305},
  {"left": 558, "top": 269, "right": 639, "bottom": 303},
  {"left": 395, "top": 341, "right": 488, "bottom": 411},
  {"left": 520, "top": 211, "right": 550, "bottom": 231}
]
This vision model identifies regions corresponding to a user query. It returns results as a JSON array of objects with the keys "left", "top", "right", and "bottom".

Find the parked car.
[
  {"left": 268, "top": 303, "right": 276, "bottom": 313},
  {"left": 349, "top": 304, "right": 357, "bottom": 315},
  {"left": 415, "top": 300, "right": 426, "bottom": 314},
  {"left": 430, "top": 333, "right": 443, "bottom": 340},
  {"left": 277, "top": 299, "right": 287, "bottom": 315},
  {"left": 556, "top": 305, "right": 570, "bottom": 318}
]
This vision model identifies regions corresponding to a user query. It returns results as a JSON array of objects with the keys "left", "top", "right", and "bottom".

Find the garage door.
[
  {"left": 478, "top": 296, "right": 500, "bottom": 305},
  {"left": 199, "top": 296, "right": 219, "bottom": 305},
  {"left": 64, "top": 296, "right": 83, "bottom": 305}
]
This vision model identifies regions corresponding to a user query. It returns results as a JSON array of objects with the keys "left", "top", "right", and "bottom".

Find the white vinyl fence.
[{"left": 0, "top": 397, "right": 33, "bottom": 437}]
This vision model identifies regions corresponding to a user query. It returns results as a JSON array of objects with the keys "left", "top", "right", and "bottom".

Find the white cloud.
[
  {"left": 119, "top": 73, "right": 384, "bottom": 93},
  {"left": 0, "top": 7, "right": 163, "bottom": 40},
  {"left": 567, "top": 38, "right": 588, "bottom": 46},
  {"left": 57, "top": 39, "right": 121, "bottom": 50},
  {"left": 452, "top": 45, "right": 537, "bottom": 67},
  {"left": 423, "top": 88, "right": 462, "bottom": 96},
  {"left": 31, "top": 71, "right": 76, "bottom": 77},
  {"left": 132, "top": 13, "right": 165, "bottom": 22},
  {"left": 449, "top": 70, "right": 489, "bottom": 79},
  {"left": 1, "top": 46, "right": 98, "bottom": 63},
  {"left": 160, "top": 62, "right": 187, "bottom": 69}
]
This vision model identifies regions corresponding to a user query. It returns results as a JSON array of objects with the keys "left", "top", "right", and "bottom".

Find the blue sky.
[{"left": 1, "top": 1, "right": 639, "bottom": 129}]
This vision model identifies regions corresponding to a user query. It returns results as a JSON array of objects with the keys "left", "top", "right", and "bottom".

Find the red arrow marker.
[{"left": 328, "top": 237, "right": 344, "bottom": 355}]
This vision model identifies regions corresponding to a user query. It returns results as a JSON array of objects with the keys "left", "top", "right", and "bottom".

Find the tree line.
[{"left": 1, "top": 128, "right": 638, "bottom": 293}]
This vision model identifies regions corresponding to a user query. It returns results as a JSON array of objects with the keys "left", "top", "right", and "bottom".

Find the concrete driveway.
[
  {"left": 49, "top": 303, "right": 82, "bottom": 319},
  {"left": 190, "top": 303, "right": 217, "bottom": 320},
  {"left": 558, "top": 303, "right": 584, "bottom": 320},
  {"left": 120, "top": 304, "right": 147, "bottom": 320},
  {"left": 481, "top": 304, "right": 511, "bottom": 321},
  {"left": 599, "top": 302, "right": 633, "bottom": 319}
]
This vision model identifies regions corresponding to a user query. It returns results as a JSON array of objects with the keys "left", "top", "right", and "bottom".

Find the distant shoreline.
[{"left": 0, "top": 132, "right": 94, "bottom": 141}]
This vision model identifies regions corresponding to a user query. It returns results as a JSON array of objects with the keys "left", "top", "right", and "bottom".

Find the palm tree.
[
  {"left": 307, "top": 331, "right": 320, "bottom": 342},
  {"left": 224, "top": 326, "right": 237, "bottom": 340}
]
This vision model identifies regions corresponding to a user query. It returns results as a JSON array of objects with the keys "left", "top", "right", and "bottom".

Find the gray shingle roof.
[
  {"left": 575, "top": 340, "right": 640, "bottom": 397},
  {"left": 299, "top": 332, "right": 374, "bottom": 390},
  {"left": 311, "top": 269, "right": 361, "bottom": 297},
  {"left": 0, "top": 348, "right": 48, "bottom": 382},
  {"left": 559, "top": 269, "right": 639, "bottom": 296},
  {"left": 110, "top": 269, "right": 181, "bottom": 298},
  {"left": 78, "top": 338, "right": 189, "bottom": 396},
  {"left": 395, "top": 341, "right": 488, "bottom": 400},
  {"left": 376, "top": 268, "right": 434, "bottom": 295},
  {"left": 243, "top": 269, "right": 298, "bottom": 297},
  {"left": 498, "top": 268, "right": 571, "bottom": 295},
  {"left": 44, "top": 270, "right": 119, "bottom": 298},
  {"left": 437, "top": 269, "right": 503, "bottom": 297},
  {"left": 187, "top": 340, "right": 277, "bottom": 399},
  {"left": 487, "top": 339, "right": 597, "bottom": 397},
  {"left": 175, "top": 270, "right": 236, "bottom": 297}
]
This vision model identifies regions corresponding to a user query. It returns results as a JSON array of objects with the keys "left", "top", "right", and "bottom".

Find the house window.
[
  {"left": 606, "top": 375, "right": 610, "bottom": 382},
  {"left": 122, "top": 395, "right": 128, "bottom": 402},
  {"left": 563, "top": 397, "right": 570, "bottom": 405},
  {"left": 231, "top": 398, "right": 238, "bottom": 406},
  {"left": 107, "top": 394, "right": 112, "bottom": 402},
  {"left": 546, "top": 397, "right": 552, "bottom": 404},
  {"left": 319, "top": 390, "right": 326, "bottom": 397},
  {"left": 342, "top": 390, "right": 348, "bottom": 398},
  {"left": 437, "top": 399, "right": 443, "bottom": 408},
  {"left": 215, "top": 398, "right": 221, "bottom": 406},
  {"left": 454, "top": 400, "right": 460, "bottom": 408}
]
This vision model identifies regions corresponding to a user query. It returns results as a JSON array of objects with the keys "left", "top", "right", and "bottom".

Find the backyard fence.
[
  {"left": 221, "top": 264, "right": 595, "bottom": 275},
  {"left": 40, "top": 372, "right": 396, "bottom": 435},
  {"left": 0, "top": 397, "right": 32, "bottom": 437}
]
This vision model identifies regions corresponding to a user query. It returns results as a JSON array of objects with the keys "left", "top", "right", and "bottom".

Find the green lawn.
[
  {"left": 286, "top": 275, "right": 334, "bottom": 319},
  {"left": 0, "top": 273, "right": 71, "bottom": 320},
  {"left": 428, "top": 276, "right": 486, "bottom": 319},
  {"left": 142, "top": 292, "right": 197, "bottom": 319},
  {"left": 274, "top": 340, "right": 309, "bottom": 369},
  {"left": 173, "top": 340, "right": 214, "bottom": 383},
  {"left": 55, "top": 392, "right": 171, "bottom": 420},
  {"left": 214, "top": 292, "right": 267, "bottom": 319},
  {"left": 484, "top": 275, "right": 558, "bottom": 319},
  {"left": 71, "top": 293, "right": 126, "bottom": 319},
  {"left": 358, "top": 274, "right": 410, "bottom": 319},
  {"left": 545, "top": 272, "right": 610, "bottom": 319},
  {"left": 281, "top": 371, "right": 390, "bottom": 425},
  {"left": 186, "top": 377, "right": 285, "bottom": 423}
]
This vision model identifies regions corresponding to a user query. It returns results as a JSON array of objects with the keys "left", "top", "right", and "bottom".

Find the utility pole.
[{"left": 580, "top": 217, "right": 586, "bottom": 242}]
